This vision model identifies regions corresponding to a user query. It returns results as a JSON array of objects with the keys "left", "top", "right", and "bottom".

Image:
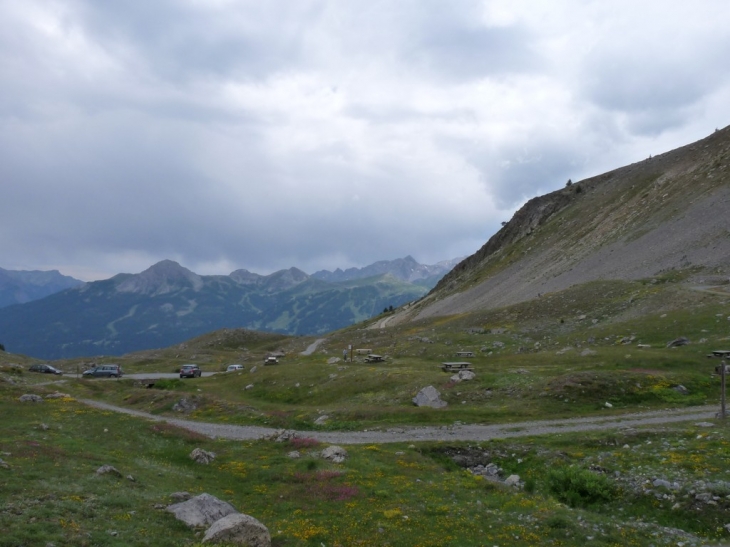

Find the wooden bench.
[{"left": 441, "top": 362, "right": 474, "bottom": 372}]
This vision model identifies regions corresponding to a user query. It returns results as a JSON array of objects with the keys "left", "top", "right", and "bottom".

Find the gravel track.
[
  {"left": 79, "top": 399, "right": 719, "bottom": 445},
  {"left": 300, "top": 338, "right": 326, "bottom": 356}
]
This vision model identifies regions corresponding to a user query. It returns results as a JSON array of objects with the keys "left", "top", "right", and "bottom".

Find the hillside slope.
[{"left": 403, "top": 125, "right": 730, "bottom": 322}]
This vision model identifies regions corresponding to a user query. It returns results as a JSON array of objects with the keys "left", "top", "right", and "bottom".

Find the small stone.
[
  {"left": 287, "top": 451, "right": 301, "bottom": 459},
  {"left": 605, "top": 402, "right": 613, "bottom": 408},
  {"left": 96, "top": 465, "right": 122, "bottom": 477},
  {"left": 189, "top": 448, "right": 216, "bottom": 465}
]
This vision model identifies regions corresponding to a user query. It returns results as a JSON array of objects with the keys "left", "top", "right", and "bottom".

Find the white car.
[{"left": 227, "top": 364, "right": 244, "bottom": 372}]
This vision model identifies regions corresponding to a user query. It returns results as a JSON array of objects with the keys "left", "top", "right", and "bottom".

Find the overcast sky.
[{"left": 2, "top": 1, "right": 729, "bottom": 281}]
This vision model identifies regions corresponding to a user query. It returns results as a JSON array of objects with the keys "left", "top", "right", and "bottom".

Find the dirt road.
[{"left": 79, "top": 399, "right": 720, "bottom": 445}]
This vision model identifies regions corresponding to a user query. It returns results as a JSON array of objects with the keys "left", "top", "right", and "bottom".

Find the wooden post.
[{"left": 722, "top": 360, "right": 727, "bottom": 420}]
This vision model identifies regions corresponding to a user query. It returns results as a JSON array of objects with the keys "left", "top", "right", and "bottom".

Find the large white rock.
[
  {"left": 450, "top": 370, "right": 476, "bottom": 382},
  {"left": 167, "top": 493, "right": 238, "bottom": 528},
  {"left": 321, "top": 445, "right": 348, "bottom": 463},
  {"left": 190, "top": 448, "right": 217, "bottom": 465},
  {"left": 202, "top": 513, "right": 271, "bottom": 546},
  {"left": 412, "top": 386, "right": 447, "bottom": 408}
]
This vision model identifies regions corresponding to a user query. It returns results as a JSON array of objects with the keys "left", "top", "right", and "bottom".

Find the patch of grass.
[{"left": 545, "top": 466, "right": 615, "bottom": 508}]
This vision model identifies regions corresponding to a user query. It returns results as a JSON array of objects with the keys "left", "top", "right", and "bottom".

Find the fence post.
[{"left": 721, "top": 360, "right": 727, "bottom": 420}]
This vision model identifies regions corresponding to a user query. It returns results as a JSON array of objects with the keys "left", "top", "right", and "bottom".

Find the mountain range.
[
  {"left": 0, "top": 256, "right": 458, "bottom": 359},
  {"left": 0, "top": 267, "right": 83, "bottom": 308}
]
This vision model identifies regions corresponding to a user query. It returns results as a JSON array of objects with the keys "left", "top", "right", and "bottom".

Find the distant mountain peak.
[
  {"left": 0, "top": 267, "right": 84, "bottom": 308},
  {"left": 116, "top": 259, "right": 203, "bottom": 296},
  {"left": 312, "top": 256, "right": 461, "bottom": 283}
]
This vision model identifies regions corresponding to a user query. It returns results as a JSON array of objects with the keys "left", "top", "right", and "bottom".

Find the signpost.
[{"left": 717, "top": 360, "right": 727, "bottom": 420}]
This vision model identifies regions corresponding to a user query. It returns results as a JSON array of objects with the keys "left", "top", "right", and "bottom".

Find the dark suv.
[
  {"left": 179, "top": 364, "right": 201, "bottom": 378},
  {"left": 29, "top": 364, "right": 63, "bottom": 375},
  {"left": 82, "top": 364, "right": 123, "bottom": 378}
]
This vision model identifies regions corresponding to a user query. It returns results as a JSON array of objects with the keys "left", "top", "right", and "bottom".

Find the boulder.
[
  {"left": 666, "top": 337, "right": 690, "bottom": 348},
  {"left": 314, "top": 415, "right": 329, "bottom": 425},
  {"left": 265, "top": 430, "right": 298, "bottom": 443},
  {"left": 167, "top": 493, "right": 238, "bottom": 528},
  {"left": 321, "top": 445, "right": 348, "bottom": 463},
  {"left": 173, "top": 398, "right": 198, "bottom": 413},
  {"left": 19, "top": 394, "right": 44, "bottom": 403},
  {"left": 450, "top": 370, "right": 476, "bottom": 382},
  {"left": 412, "top": 386, "right": 447, "bottom": 408},
  {"left": 45, "top": 392, "right": 71, "bottom": 399},
  {"left": 96, "top": 465, "right": 122, "bottom": 477},
  {"left": 327, "top": 357, "right": 341, "bottom": 364},
  {"left": 504, "top": 475, "right": 521, "bottom": 487},
  {"left": 190, "top": 448, "right": 217, "bottom": 465},
  {"left": 672, "top": 385, "right": 689, "bottom": 395},
  {"left": 202, "top": 513, "right": 271, "bottom": 546}
]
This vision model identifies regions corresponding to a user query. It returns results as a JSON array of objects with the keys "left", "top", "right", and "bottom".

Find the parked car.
[
  {"left": 82, "top": 364, "right": 123, "bottom": 378},
  {"left": 180, "top": 364, "right": 202, "bottom": 378},
  {"left": 226, "top": 364, "right": 244, "bottom": 372},
  {"left": 29, "top": 364, "right": 63, "bottom": 375}
]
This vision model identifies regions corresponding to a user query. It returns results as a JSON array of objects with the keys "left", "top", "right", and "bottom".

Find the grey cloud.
[
  {"left": 410, "top": 25, "right": 539, "bottom": 79},
  {"left": 579, "top": 31, "right": 730, "bottom": 136},
  {"left": 2, "top": 1, "right": 729, "bottom": 281},
  {"left": 74, "top": 1, "right": 318, "bottom": 81}
]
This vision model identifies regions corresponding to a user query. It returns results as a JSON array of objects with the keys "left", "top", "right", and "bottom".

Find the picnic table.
[
  {"left": 455, "top": 351, "right": 475, "bottom": 358},
  {"left": 365, "top": 354, "right": 384, "bottom": 363},
  {"left": 708, "top": 350, "right": 730, "bottom": 358},
  {"left": 441, "top": 362, "right": 474, "bottom": 372}
]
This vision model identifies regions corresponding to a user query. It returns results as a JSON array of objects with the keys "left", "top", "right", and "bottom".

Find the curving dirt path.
[
  {"left": 79, "top": 399, "right": 720, "bottom": 445},
  {"left": 300, "top": 338, "right": 326, "bottom": 356}
]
